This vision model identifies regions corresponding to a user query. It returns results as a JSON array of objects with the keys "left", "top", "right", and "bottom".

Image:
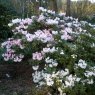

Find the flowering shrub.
[{"left": 0, "top": 7, "right": 95, "bottom": 95}]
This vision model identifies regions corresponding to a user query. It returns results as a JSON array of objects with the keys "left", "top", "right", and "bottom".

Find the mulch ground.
[
  {"left": 0, "top": 78, "right": 33, "bottom": 95},
  {"left": 0, "top": 64, "right": 34, "bottom": 95}
]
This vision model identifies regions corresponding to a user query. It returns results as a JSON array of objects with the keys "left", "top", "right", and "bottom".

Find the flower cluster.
[
  {"left": 39, "top": 7, "right": 55, "bottom": 15},
  {"left": 75, "top": 59, "right": 87, "bottom": 69},
  {"left": 34, "top": 29, "right": 54, "bottom": 43},
  {"left": 43, "top": 47, "right": 57, "bottom": 53},
  {"left": 1, "top": 38, "right": 24, "bottom": 62},
  {"left": 32, "top": 52, "right": 43, "bottom": 61},
  {"left": 74, "top": 59, "right": 95, "bottom": 85},
  {"left": 32, "top": 59, "right": 95, "bottom": 94},
  {"left": 45, "top": 57, "right": 58, "bottom": 67}
]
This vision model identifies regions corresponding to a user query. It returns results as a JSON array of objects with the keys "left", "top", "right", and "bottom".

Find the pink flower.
[
  {"left": 61, "top": 30, "right": 72, "bottom": 40},
  {"left": 26, "top": 33, "right": 33, "bottom": 42},
  {"left": 32, "top": 52, "right": 43, "bottom": 61}
]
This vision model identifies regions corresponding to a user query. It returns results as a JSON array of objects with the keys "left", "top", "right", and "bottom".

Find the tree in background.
[
  {"left": 0, "top": 0, "right": 95, "bottom": 20},
  {"left": 71, "top": 0, "right": 95, "bottom": 20},
  {"left": 51, "top": 0, "right": 58, "bottom": 12},
  {"left": 66, "top": 0, "right": 71, "bottom": 16}
]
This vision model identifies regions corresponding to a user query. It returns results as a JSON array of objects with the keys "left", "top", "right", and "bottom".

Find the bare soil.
[{"left": 0, "top": 64, "right": 33, "bottom": 95}]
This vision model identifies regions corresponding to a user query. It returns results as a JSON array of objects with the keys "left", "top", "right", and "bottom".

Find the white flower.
[
  {"left": 50, "top": 47, "right": 56, "bottom": 53},
  {"left": 46, "top": 78, "right": 54, "bottom": 86},
  {"left": 43, "top": 48, "right": 50, "bottom": 53},
  {"left": 21, "top": 30, "right": 27, "bottom": 35},
  {"left": 52, "top": 31, "right": 58, "bottom": 35},
  {"left": 47, "top": 10, "right": 55, "bottom": 14},
  {"left": 58, "top": 69, "right": 69, "bottom": 78},
  {"left": 75, "top": 77, "right": 81, "bottom": 82},
  {"left": 87, "top": 79, "right": 94, "bottom": 84},
  {"left": 64, "top": 69, "right": 69, "bottom": 76},
  {"left": 45, "top": 74, "right": 54, "bottom": 86},
  {"left": 60, "top": 50, "right": 64, "bottom": 55},
  {"left": 4, "top": 57, "right": 9, "bottom": 61},
  {"left": 65, "top": 74, "right": 75, "bottom": 87},
  {"left": 67, "top": 23, "right": 72, "bottom": 27},
  {"left": 52, "top": 61, "right": 58, "bottom": 67},
  {"left": 38, "top": 14, "right": 45, "bottom": 22},
  {"left": 39, "top": 7, "right": 47, "bottom": 12},
  {"left": 8, "top": 23, "right": 13, "bottom": 27},
  {"left": 84, "top": 71, "right": 94, "bottom": 78},
  {"left": 39, "top": 81, "right": 45, "bottom": 86},
  {"left": 19, "top": 54, "right": 24, "bottom": 59},
  {"left": 32, "top": 65, "right": 39, "bottom": 70},
  {"left": 78, "top": 59, "right": 87, "bottom": 69},
  {"left": 12, "top": 18, "right": 21, "bottom": 24},
  {"left": 71, "top": 54, "right": 77, "bottom": 58},
  {"left": 55, "top": 17, "right": 60, "bottom": 21},
  {"left": 49, "top": 64, "right": 53, "bottom": 68},
  {"left": 32, "top": 71, "right": 43, "bottom": 83},
  {"left": 46, "top": 19, "right": 58, "bottom": 25},
  {"left": 13, "top": 56, "right": 22, "bottom": 62},
  {"left": 45, "top": 57, "right": 53, "bottom": 63},
  {"left": 51, "top": 72, "right": 57, "bottom": 78},
  {"left": 65, "top": 81, "right": 71, "bottom": 87},
  {"left": 24, "top": 26, "right": 28, "bottom": 29},
  {"left": 36, "top": 0, "right": 39, "bottom": 2},
  {"left": 47, "top": 44, "right": 52, "bottom": 47},
  {"left": 84, "top": 73, "right": 89, "bottom": 78},
  {"left": 59, "top": 12, "right": 66, "bottom": 16},
  {"left": 58, "top": 87, "right": 63, "bottom": 95}
]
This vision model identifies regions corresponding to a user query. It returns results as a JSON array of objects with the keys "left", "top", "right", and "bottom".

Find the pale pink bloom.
[
  {"left": 1, "top": 39, "right": 24, "bottom": 62},
  {"left": 46, "top": 19, "right": 58, "bottom": 25},
  {"left": 50, "top": 47, "right": 56, "bottom": 53},
  {"left": 32, "top": 53, "right": 37, "bottom": 60},
  {"left": 26, "top": 33, "right": 33, "bottom": 42},
  {"left": 35, "top": 30, "right": 43, "bottom": 37},
  {"left": 65, "top": 28, "right": 72, "bottom": 33},
  {"left": 61, "top": 30, "right": 72, "bottom": 40},
  {"left": 21, "top": 18, "right": 32, "bottom": 25},
  {"left": 38, "top": 14, "right": 45, "bottom": 22},
  {"left": 32, "top": 52, "right": 43, "bottom": 61},
  {"left": 61, "top": 34, "right": 68, "bottom": 40},
  {"left": 14, "top": 56, "right": 22, "bottom": 62}
]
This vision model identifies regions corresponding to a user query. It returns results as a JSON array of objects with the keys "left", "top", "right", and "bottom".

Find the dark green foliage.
[
  {"left": 75, "top": 26, "right": 95, "bottom": 63},
  {"left": 89, "top": 16, "right": 95, "bottom": 24},
  {"left": 0, "top": 3, "right": 16, "bottom": 41},
  {"left": 0, "top": 47, "right": 5, "bottom": 63}
]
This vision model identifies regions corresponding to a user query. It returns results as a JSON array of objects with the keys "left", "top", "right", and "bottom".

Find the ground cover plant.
[{"left": 0, "top": 7, "right": 95, "bottom": 95}]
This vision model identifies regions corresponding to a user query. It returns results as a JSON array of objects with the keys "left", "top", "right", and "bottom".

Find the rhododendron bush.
[{"left": 0, "top": 7, "right": 95, "bottom": 95}]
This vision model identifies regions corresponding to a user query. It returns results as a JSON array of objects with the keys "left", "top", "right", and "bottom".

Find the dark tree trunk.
[
  {"left": 66, "top": 0, "right": 71, "bottom": 16},
  {"left": 52, "top": 0, "right": 58, "bottom": 12},
  {"left": 49, "top": 0, "right": 58, "bottom": 12}
]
